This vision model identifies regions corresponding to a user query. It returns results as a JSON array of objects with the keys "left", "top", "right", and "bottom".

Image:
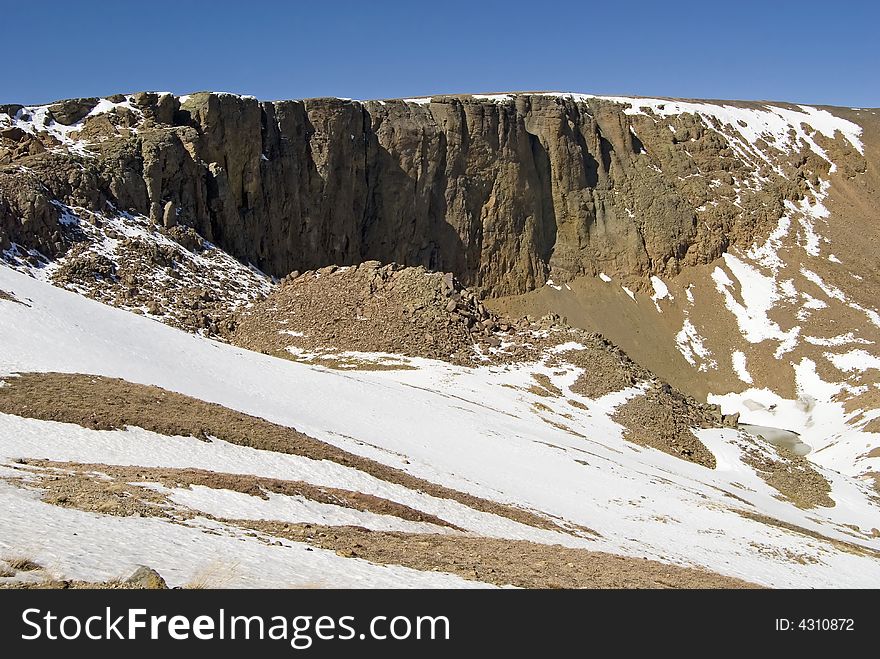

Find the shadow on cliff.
[
  {"left": 360, "top": 130, "right": 472, "bottom": 286},
  {"left": 528, "top": 132, "right": 558, "bottom": 268}
]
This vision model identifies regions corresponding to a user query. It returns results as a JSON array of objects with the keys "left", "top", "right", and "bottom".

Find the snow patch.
[
  {"left": 675, "top": 319, "right": 716, "bottom": 372},
  {"left": 731, "top": 351, "right": 753, "bottom": 384},
  {"left": 825, "top": 350, "right": 880, "bottom": 373},
  {"left": 649, "top": 276, "right": 672, "bottom": 312},
  {"left": 805, "top": 333, "right": 872, "bottom": 347},
  {"left": 712, "top": 254, "right": 799, "bottom": 355}
]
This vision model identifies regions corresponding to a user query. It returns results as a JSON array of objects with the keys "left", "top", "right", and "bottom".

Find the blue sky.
[{"left": 2, "top": 0, "right": 877, "bottom": 106}]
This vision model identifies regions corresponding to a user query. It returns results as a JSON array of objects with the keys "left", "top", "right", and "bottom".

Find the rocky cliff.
[{"left": 1, "top": 92, "right": 865, "bottom": 296}]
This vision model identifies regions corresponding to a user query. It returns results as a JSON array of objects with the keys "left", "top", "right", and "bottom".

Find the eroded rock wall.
[{"left": 0, "top": 92, "right": 864, "bottom": 295}]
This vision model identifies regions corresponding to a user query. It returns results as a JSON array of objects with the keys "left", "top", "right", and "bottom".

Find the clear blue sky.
[{"left": 2, "top": 0, "right": 877, "bottom": 106}]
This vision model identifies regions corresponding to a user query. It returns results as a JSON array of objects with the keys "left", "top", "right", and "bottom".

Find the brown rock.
[
  {"left": 125, "top": 566, "right": 168, "bottom": 589},
  {"left": 0, "top": 127, "right": 27, "bottom": 142},
  {"left": 162, "top": 201, "right": 177, "bottom": 228},
  {"left": 0, "top": 91, "right": 864, "bottom": 302},
  {"left": 47, "top": 97, "right": 99, "bottom": 125}
]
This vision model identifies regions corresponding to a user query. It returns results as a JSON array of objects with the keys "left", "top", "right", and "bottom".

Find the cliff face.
[{"left": 0, "top": 92, "right": 866, "bottom": 295}]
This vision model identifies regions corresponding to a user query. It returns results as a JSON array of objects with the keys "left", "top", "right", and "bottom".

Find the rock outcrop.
[{"left": 0, "top": 92, "right": 866, "bottom": 296}]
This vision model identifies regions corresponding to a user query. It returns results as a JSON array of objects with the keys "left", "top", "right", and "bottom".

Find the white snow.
[
  {"left": 710, "top": 356, "right": 880, "bottom": 481},
  {"left": 849, "top": 302, "right": 880, "bottom": 329},
  {"left": 0, "top": 482, "right": 485, "bottom": 589},
  {"left": 649, "top": 276, "right": 672, "bottom": 312},
  {"left": 731, "top": 351, "right": 753, "bottom": 384},
  {"left": 804, "top": 333, "right": 872, "bottom": 347},
  {"left": 622, "top": 286, "right": 636, "bottom": 301},
  {"left": 825, "top": 349, "right": 880, "bottom": 374},
  {"left": 599, "top": 273, "right": 612, "bottom": 283},
  {"left": 746, "top": 216, "right": 791, "bottom": 271},
  {"left": 798, "top": 268, "right": 880, "bottom": 329},
  {"left": 0, "top": 96, "right": 144, "bottom": 157},
  {"left": 471, "top": 94, "right": 514, "bottom": 103},
  {"left": 570, "top": 95, "right": 865, "bottom": 160},
  {"left": 712, "top": 254, "right": 800, "bottom": 356},
  {"left": 2, "top": 205, "right": 272, "bottom": 321},
  {"left": 3, "top": 265, "right": 880, "bottom": 588},
  {"left": 675, "top": 319, "right": 716, "bottom": 372},
  {"left": 801, "top": 268, "right": 846, "bottom": 302}
]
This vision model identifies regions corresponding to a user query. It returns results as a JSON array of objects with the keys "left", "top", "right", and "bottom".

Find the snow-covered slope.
[
  {"left": 2, "top": 265, "right": 879, "bottom": 588},
  {"left": 488, "top": 97, "right": 880, "bottom": 495}
]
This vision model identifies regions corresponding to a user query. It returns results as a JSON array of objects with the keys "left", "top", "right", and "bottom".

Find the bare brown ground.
[
  {"left": 557, "top": 347, "right": 644, "bottom": 399},
  {"left": 12, "top": 459, "right": 460, "bottom": 529},
  {"left": 529, "top": 373, "right": 563, "bottom": 397},
  {"left": 0, "top": 372, "right": 593, "bottom": 538},
  {"left": 735, "top": 509, "right": 880, "bottom": 559},
  {"left": 0, "top": 580, "right": 148, "bottom": 590},
  {"left": 6, "top": 465, "right": 177, "bottom": 518},
  {"left": 0, "top": 459, "right": 759, "bottom": 589},
  {"left": 740, "top": 446, "right": 834, "bottom": 509},
  {"left": 239, "top": 520, "right": 759, "bottom": 589},
  {"left": 487, "top": 278, "right": 733, "bottom": 400},
  {"left": 612, "top": 393, "right": 717, "bottom": 468},
  {"left": 0, "top": 289, "right": 26, "bottom": 306}
]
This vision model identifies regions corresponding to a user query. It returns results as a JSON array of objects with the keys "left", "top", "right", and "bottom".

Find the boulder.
[
  {"left": 125, "top": 566, "right": 168, "bottom": 589},
  {"left": 162, "top": 201, "right": 177, "bottom": 228},
  {"left": 48, "top": 97, "right": 99, "bottom": 125}
]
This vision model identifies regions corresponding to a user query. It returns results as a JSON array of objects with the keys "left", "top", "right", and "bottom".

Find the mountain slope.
[
  {"left": 1, "top": 265, "right": 879, "bottom": 588},
  {"left": 489, "top": 104, "right": 880, "bottom": 489},
  {"left": 2, "top": 90, "right": 880, "bottom": 588}
]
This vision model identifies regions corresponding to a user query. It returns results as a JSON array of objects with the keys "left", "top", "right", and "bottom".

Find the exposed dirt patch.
[
  {"left": 528, "top": 373, "right": 563, "bottom": 397},
  {"left": 558, "top": 343, "right": 646, "bottom": 399},
  {"left": 284, "top": 355, "right": 417, "bottom": 371},
  {"left": 226, "top": 261, "right": 713, "bottom": 381},
  {"left": 0, "top": 372, "right": 589, "bottom": 538},
  {"left": 0, "top": 580, "right": 145, "bottom": 590},
  {"left": 5, "top": 464, "right": 179, "bottom": 518},
  {"left": 240, "top": 520, "right": 759, "bottom": 589},
  {"left": 741, "top": 445, "right": 834, "bottom": 509},
  {"left": 5, "top": 557, "right": 42, "bottom": 572},
  {"left": 227, "top": 263, "right": 510, "bottom": 364},
  {"left": 0, "top": 289, "right": 27, "bottom": 306},
  {"left": 612, "top": 387, "right": 718, "bottom": 468},
  {"left": 748, "top": 542, "right": 820, "bottom": 565},
  {"left": 736, "top": 509, "right": 880, "bottom": 558},
  {"left": 10, "top": 459, "right": 460, "bottom": 530}
]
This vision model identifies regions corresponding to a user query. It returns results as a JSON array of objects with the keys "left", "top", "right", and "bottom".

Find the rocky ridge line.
[{"left": 1, "top": 91, "right": 865, "bottom": 297}]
